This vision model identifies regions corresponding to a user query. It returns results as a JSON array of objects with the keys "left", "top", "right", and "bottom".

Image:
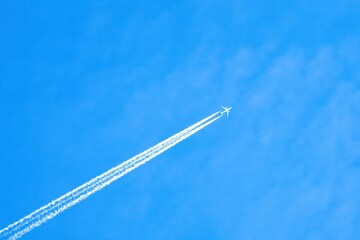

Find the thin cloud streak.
[{"left": 0, "top": 111, "right": 222, "bottom": 239}]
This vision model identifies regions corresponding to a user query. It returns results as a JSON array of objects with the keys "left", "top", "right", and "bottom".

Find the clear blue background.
[{"left": 1, "top": 1, "right": 360, "bottom": 239}]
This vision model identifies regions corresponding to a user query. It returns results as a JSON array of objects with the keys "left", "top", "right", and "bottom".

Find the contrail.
[
  {"left": 0, "top": 110, "right": 224, "bottom": 239},
  {"left": 0, "top": 112, "right": 220, "bottom": 238}
]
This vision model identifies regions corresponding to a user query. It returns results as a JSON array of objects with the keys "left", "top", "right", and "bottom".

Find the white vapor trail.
[{"left": 0, "top": 111, "right": 223, "bottom": 239}]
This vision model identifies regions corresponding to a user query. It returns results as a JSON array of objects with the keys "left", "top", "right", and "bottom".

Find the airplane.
[{"left": 220, "top": 106, "right": 232, "bottom": 117}]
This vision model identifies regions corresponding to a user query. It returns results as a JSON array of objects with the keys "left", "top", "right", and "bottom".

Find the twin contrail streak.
[{"left": 0, "top": 110, "right": 224, "bottom": 239}]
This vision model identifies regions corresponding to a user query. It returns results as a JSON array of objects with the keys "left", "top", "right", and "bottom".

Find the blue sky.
[{"left": 1, "top": 1, "right": 360, "bottom": 239}]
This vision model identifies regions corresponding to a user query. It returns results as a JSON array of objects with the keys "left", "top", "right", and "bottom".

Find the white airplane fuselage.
[{"left": 221, "top": 106, "right": 232, "bottom": 117}]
